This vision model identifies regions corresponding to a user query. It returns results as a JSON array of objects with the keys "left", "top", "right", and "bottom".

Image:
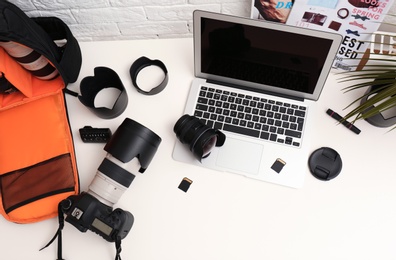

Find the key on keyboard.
[{"left": 194, "top": 86, "right": 306, "bottom": 147}]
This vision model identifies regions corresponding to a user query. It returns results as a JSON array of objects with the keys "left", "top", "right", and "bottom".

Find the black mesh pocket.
[{"left": 0, "top": 154, "right": 76, "bottom": 213}]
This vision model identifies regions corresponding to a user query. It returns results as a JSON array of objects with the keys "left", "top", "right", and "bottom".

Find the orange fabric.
[
  {"left": 0, "top": 47, "right": 63, "bottom": 109},
  {"left": 0, "top": 47, "right": 79, "bottom": 223},
  {"left": 0, "top": 94, "right": 71, "bottom": 173}
]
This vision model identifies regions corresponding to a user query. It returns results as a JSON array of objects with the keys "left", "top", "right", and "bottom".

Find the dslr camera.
[{"left": 60, "top": 118, "right": 161, "bottom": 242}]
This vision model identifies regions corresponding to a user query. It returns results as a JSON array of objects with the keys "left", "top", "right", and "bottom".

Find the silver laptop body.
[{"left": 173, "top": 10, "right": 342, "bottom": 188}]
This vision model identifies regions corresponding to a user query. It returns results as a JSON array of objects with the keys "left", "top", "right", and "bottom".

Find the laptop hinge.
[{"left": 206, "top": 79, "right": 305, "bottom": 102}]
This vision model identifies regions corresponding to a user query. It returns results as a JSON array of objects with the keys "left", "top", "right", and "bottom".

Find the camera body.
[{"left": 62, "top": 192, "right": 134, "bottom": 242}]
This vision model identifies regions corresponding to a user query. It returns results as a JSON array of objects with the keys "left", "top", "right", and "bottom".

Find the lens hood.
[
  {"left": 104, "top": 118, "right": 161, "bottom": 173},
  {"left": 79, "top": 67, "right": 128, "bottom": 119}
]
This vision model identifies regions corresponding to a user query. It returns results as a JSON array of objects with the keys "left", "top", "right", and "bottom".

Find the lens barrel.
[
  {"left": 98, "top": 157, "right": 135, "bottom": 188},
  {"left": 174, "top": 114, "right": 226, "bottom": 161},
  {"left": 0, "top": 41, "right": 59, "bottom": 80},
  {"left": 88, "top": 156, "right": 135, "bottom": 207},
  {"left": 88, "top": 118, "right": 161, "bottom": 206}
]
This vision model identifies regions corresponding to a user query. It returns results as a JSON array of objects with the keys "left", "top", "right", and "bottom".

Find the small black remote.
[{"left": 79, "top": 126, "right": 112, "bottom": 143}]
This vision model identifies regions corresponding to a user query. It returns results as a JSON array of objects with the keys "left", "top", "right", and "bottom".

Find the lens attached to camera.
[
  {"left": 174, "top": 114, "right": 226, "bottom": 161},
  {"left": 62, "top": 118, "right": 161, "bottom": 242},
  {"left": 87, "top": 118, "right": 162, "bottom": 207}
]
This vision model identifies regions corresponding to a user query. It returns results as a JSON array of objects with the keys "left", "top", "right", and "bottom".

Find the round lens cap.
[{"left": 308, "top": 147, "right": 342, "bottom": 181}]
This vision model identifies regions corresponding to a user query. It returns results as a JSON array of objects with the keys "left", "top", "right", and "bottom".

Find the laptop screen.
[{"left": 194, "top": 11, "right": 342, "bottom": 101}]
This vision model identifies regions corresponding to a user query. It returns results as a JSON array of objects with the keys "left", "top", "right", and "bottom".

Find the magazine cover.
[
  {"left": 285, "top": 0, "right": 395, "bottom": 71},
  {"left": 251, "top": 0, "right": 295, "bottom": 23}
]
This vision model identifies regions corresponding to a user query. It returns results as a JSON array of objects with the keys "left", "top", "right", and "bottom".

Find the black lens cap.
[{"left": 308, "top": 147, "right": 342, "bottom": 181}]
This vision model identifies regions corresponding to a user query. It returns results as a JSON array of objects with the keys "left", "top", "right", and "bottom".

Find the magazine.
[
  {"left": 250, "top": 0, "right": 294, "bottom": 23},
  {"left": 285, "top": 0, "right": 395, "bottom": 71}
]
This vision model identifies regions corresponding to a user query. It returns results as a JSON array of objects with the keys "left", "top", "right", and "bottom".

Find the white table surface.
[{"left": 2, "top": 37, "right": 395, "bottom": 260}]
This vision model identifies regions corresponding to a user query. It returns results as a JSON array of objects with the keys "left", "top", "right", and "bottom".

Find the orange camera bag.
[{"left": 0, "top": 1, "right": 81, "bottom": 223}]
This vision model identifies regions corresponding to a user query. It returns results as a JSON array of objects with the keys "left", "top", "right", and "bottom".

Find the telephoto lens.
[
  {"left": 0, "top": 41, "right": 59, "bottom": 80},
  {"left": 61, "top": 118, "right": 161, "bottom": 243},
  {"left": 174, "top": 114, "right": 226, "bottom": 161},
  {"left": 87, "top": 118, "right": 162, "bottom": 207}
]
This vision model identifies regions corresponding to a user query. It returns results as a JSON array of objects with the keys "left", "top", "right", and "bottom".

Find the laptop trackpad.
[{"left": 215, "top": 137, "right": 263, "bottom": 175}]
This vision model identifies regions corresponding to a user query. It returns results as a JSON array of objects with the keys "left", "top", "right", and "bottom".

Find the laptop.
[{"left": 173, "top": 10, "right": 342, "bottom": 188}]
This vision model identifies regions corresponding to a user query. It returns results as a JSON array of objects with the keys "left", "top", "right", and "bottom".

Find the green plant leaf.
[{"left": 335, "top": 24, "right": 396, "bottom": 128}]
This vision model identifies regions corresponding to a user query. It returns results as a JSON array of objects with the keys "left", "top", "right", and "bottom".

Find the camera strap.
[
  {"left": 40, "top": 202, "right": 125, "bottom": 260},
  {"left": 40, "top": 203, "right": 65, "bottom": 260},
  {"left": 115, "top": 236, "right": 123, "bottom": 260}
]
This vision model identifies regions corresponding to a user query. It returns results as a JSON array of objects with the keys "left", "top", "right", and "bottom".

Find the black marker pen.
[{"left": 326, "top": 109, "right": 361, "bottom": 135}]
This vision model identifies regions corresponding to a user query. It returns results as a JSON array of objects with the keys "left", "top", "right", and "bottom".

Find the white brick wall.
[{"left": 6, "top": 0, "right": 396, "bottom": 42}]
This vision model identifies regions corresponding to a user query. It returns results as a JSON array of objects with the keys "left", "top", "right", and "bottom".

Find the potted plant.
[{"left": 338, "top": 29, "right": 396, "bottom": 128}]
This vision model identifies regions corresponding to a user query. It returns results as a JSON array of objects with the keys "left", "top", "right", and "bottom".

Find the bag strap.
[
  {"left": 0, "top": 1, "right": 82, "bottom": 85},
  {"left": 40, "top": 203, "right": 65, "bottom": 260},
  {"left": 0, "top": 2, "right": 61, "bottom": 60},
  {"left": 32, "top": 17, "right": 82, "bottom": 84}
]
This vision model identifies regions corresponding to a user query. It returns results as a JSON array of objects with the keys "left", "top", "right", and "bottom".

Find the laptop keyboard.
[{"left": 194, "top": 86, "right": 307, "bottom": 147}]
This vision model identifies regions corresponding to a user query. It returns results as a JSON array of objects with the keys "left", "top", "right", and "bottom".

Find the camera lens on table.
[{"left": 174, "top": 114, "right": 226, "bottom": 161}]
